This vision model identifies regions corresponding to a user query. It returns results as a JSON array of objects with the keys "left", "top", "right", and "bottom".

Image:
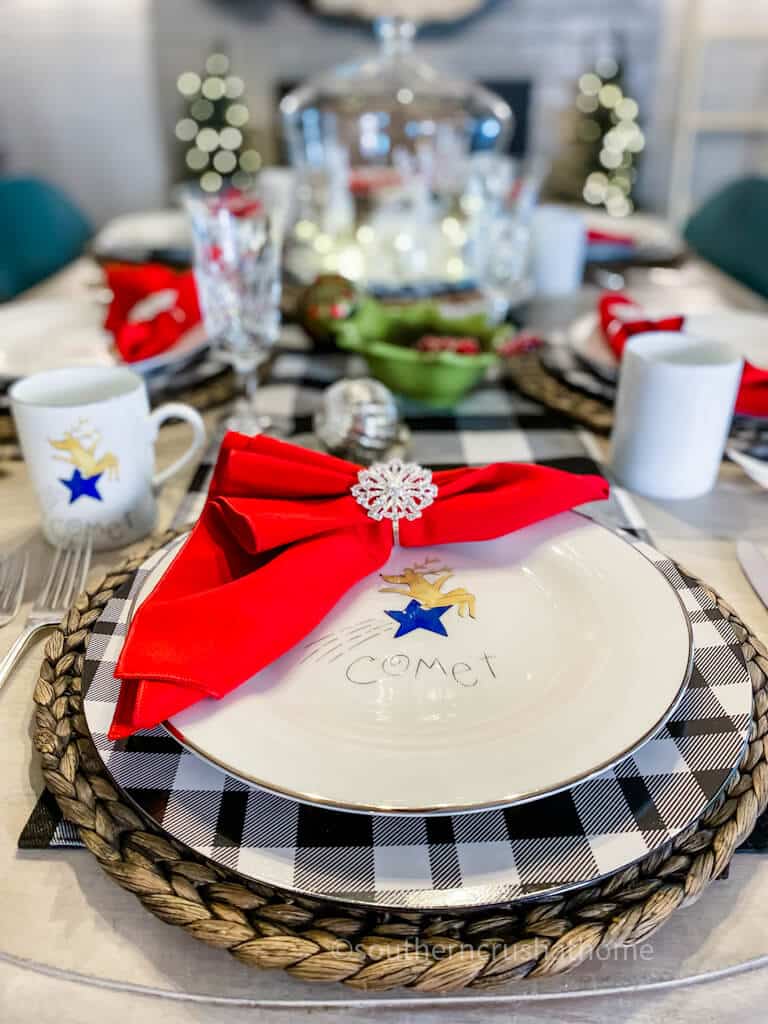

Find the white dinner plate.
[
  {"left": 569, "top": 307, "right": 768, "bottom": 384},
  {"left": 153, "top": 512, "right": 693, "bottom": 816},
  {"left": 0, "top": 299, "right": 114, "bottom": 380},
  {"left": 0, "top": 297, "right": 208, "bottom": 382},
  {"left": 583, "top": 209, "right": 684, "bottom": 259},
  {"left": 91, "top": 209, "right": 192, "bottom": 263}
]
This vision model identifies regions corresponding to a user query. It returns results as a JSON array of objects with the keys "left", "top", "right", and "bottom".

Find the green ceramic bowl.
[{"left": 335, "top": 299, "right": 505, "bottom": 407}]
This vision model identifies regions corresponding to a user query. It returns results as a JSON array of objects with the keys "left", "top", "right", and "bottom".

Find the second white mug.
[
  {"left": 11, "top": 366, "right": 207, "bottom": 550},
  {"left": 610, "top": 331, "right": 743, "bottom": 500}
]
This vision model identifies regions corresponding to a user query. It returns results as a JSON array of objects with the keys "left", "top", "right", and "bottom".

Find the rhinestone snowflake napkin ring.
[{"left": 351, "top": 458, "right": 438, "bottom": 545}]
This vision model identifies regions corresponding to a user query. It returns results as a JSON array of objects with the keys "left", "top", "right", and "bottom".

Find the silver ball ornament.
[{"left": 314, "top": 377, "right": 408, "bottom": 464}]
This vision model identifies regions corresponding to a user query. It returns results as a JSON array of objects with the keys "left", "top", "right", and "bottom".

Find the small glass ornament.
[{"left": 314, "top": 377, "right": 409, "bottom": 464}]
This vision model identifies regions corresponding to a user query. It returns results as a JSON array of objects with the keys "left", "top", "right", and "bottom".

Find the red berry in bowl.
[{"left": 416, "top": 335, "right": 481, "bottom": 355}]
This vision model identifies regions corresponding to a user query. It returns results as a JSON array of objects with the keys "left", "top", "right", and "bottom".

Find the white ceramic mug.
[
  {"left": 10, "top": 366, "right": 206, "bottom": 549},
  {"left": 530, "top": 205, "right": 586, "bottom": 296},
  {"left": 610, "top": 331, "right": 743, "bottom": 500}
]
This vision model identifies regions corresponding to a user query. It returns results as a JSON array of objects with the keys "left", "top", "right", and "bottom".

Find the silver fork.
[
  {"left": 0, "top": 548, "right": 28, "bottom": 629},
  {"left": 0, "top": 533, "right": 92, "bottom": 692}
]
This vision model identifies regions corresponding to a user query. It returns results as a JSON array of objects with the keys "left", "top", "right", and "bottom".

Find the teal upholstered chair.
[
  {"left": 684, "top": 176, "right": 768, "bottom": 299},
  {"left": 0, "top": 177, "right": 91, "bottom": 301}
]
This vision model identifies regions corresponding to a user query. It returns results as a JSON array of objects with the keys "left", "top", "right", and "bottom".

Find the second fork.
[{"left": 0, "top": 533, "right": 92, "bottom": 692}]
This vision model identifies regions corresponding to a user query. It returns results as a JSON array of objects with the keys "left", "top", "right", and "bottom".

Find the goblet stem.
[{"left": 225, "top": 353, "right": 272, "bottom": 436}]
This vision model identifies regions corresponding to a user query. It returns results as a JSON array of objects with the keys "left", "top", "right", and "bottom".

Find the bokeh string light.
[
  {"left": 576, "top": 59, "right": 644, "bottom": 217},
  {"left": 175, "top": 51, "right": 260, "bottom": 193}
]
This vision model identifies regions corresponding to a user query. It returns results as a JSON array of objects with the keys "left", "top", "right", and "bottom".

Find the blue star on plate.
[
  {"left": 60, "top": 469, "right": 103, "bottom": 504},
  {"left": 386, "top": 600, "right": 451, "bottom": 638}
]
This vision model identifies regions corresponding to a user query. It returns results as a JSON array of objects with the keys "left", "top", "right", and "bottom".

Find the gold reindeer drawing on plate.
[
  {"left": 49, "top": 419, "right": 120, "bottom": 481},
  {"left": 380, "top": 556, "right": 477, "bottom": 618}
]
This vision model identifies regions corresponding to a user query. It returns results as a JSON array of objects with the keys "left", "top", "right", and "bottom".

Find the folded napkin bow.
[
  {"left": 104, "top": 263, "right": 201, "bottom": 364},
  {"left": 110, "top": 433, "right": 609, "bottom": 739},
  {"left": 598, "top": 293, "right": 767, "bottom": 417},
  {"left": 598, "top": 294, "right": 684, "bottom": 357}
]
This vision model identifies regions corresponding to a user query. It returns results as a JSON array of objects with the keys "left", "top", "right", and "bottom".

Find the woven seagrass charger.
[
  {"left": 505, "top": 353, "right": 614, "bottom": 434},
  {"left": 32, "top": 531, "right": 768, "bottom": 993}
]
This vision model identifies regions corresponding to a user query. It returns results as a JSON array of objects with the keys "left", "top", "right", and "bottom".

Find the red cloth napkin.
[
  {"left": 587, "top": 228, "right": 635, "bottom": 248},
  {"left": 110, "top": 433, "right": 609, "bottom": 739},
  {"left": 212, "top": 189, "right": 263, "bottom": 218},
  {"left": 598, "top": 293, "right": 767, "bottom": 417},
  {"left": 598, "top": 294, "right": 684, "bottom": 358},
  {"left": 737, "top": 362, "right": 768, "bottom": 416},
  {"left": 104, "top": 263, "right": 201, "bottom": 363}
]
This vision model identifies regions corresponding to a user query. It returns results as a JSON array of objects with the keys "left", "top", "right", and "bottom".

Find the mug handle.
[{"left": 149, "top": 403, "right": 207, "bottom": 492}]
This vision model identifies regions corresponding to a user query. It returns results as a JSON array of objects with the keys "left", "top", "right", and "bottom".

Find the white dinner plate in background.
[
  {"left": 569, "top": 308, "right": 768, "bottom": 384},
  {"left": 583, "top": 209, "right": 685, "bottom": 260},
  {"left": 0, "top": 297, "right": 209, "bottom": 382},
  {"left": 91, "top": 210, "right": 192, "bottom": 264},
  {"left": 0, "top": 299, "right": 113, "bottom": 381}
]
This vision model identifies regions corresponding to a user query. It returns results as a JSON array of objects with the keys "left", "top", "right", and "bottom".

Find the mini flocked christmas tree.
[
  {"left": 175, "top": 50, "right": 262, "bottom": 193},
  {"left": 545, "top": 39, "right": 645, "bottom": 217}
]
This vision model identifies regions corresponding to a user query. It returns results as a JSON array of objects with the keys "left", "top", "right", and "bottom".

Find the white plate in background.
[
  {"left": 0, "top": 300, "right": 113, "bottom": 381},
  {"left": 569, "top": 308, "right": 768, "bottom": 384},
  {"left": 0, "top": 297, "right": 209, "bottom": 382}
]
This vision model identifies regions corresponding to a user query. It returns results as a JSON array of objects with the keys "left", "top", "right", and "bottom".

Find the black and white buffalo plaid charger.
[{"left": 77, "top": 537, "right": 750, "bottom": 911}]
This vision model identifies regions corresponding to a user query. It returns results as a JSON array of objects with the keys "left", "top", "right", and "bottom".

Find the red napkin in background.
[
  {"left": 104, "top": 263, "right": 201, "bottom": 363},
  {"left": 211, "top": 189, "right": 263, "bottom": 218},
  {"left": 736, "top": 363, "right": 768, "bottom": 416},
  {"left": 598, "top": 293, "right": 768, "bottom": 417},
  {"left": 587, "top": 228, "right": 635, "bottom": 248},
  {"left": 348, "top": 167, "right": 403, "bottom": 196},
  {"left": 110, "top": 433, "right": 609, "bottom": 739},
  {"left": 598, "top": 294, "right": 684, "bottom": 358}
]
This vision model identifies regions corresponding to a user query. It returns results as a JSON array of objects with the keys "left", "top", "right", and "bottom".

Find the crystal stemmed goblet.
[
  {"left": 469, "top": 213, "right": 533, "bottom": 324},
  {"left": 185, "top": 191, "right": 282, "bottom": 434}
]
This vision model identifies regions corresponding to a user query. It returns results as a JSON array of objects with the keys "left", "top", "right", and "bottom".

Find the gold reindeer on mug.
[
  {"left": 380, "top": 556, "right": 477, "bottom": 618},
  {"left": 49, "top": 419, "right": 120, "bottom": 481}
]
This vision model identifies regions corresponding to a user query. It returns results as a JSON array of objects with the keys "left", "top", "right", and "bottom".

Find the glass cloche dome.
[
  {"left": 280, "top": 17, "right": 515, "bottom": 291},
  {"left": 281, "top": 17, "right": 512, "bottom": 174}
]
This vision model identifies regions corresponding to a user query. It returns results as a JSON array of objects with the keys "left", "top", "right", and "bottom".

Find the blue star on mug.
[{"left": 60, "top": 469, "right": 104, "bottom": 503}]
